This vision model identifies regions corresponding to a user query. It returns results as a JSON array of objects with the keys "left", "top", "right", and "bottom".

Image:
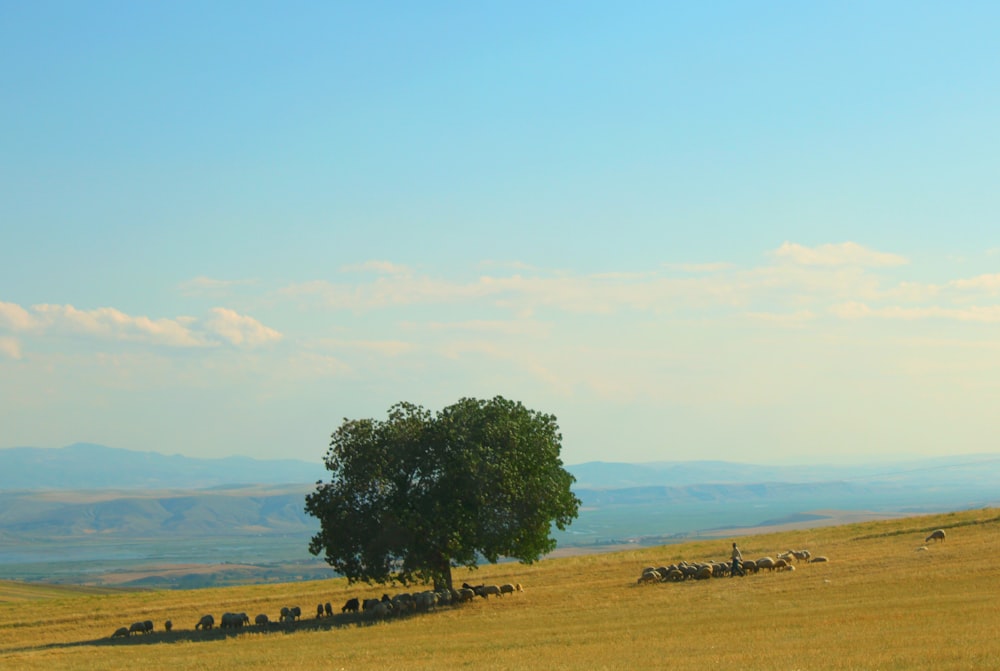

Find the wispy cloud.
[
  {"left": 0, "top": 302, "right": 282, "bottom": 349},
  {"left": 0, "top": 301, "right": 38, "bottom": 331},
  {"left": 772, "top": 241, "right": 908, "bottom": 267},
  {"left": 0, "top": 336, "right": 22, "bottom": 360},
  {"left": 30, "top": 304, "right": 207, "bottom": 347},
  {"left": 949, "top": 273, "right": 1000, "bottom": 293},
  {"left": 831, "top": 302, "right": 1000, "bottom": 323},
  {"left": 204, "top": 307, "right": 283, "bottom": 346}
]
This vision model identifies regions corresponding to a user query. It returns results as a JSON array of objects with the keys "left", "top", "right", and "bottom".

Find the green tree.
[{"left": 305, "top": 396, "right": 581, "bottom": 589}]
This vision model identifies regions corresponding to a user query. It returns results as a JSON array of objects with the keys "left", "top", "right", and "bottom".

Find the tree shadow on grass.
[{"left": 6, "top": 603, "right": 477, "bottom": 654}]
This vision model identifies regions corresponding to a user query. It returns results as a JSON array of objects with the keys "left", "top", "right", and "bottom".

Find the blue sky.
[{"left": 2, "top": 2, "right": 1000, "bottom": 465}]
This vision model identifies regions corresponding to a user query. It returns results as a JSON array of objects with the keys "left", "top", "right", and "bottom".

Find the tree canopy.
[{"left": 304, "top": 396, "right": 581, "bottom": 589}]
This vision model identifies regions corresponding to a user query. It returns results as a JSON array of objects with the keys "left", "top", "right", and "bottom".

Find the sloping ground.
[
  {"left": 1, "top": 507, "right": 998, "bottom": 670},
  {"left": 0, "top": 580, "right": 128, "bottom": 603}
]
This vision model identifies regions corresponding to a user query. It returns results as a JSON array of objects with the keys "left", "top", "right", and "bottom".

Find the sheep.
[
  {"left": 316, "top": 603, "right": 325, "bottom": 619},
  {"left": 637, "top": 569, "right": 661, "bottom": 584},
  {"left": 290, "top": 606, "right": 301, "bottom": 621},
  {"left": 366, "top": 601, "right": 390, "bottom": 618},
  {"left": 415, "top": 590, "right": 437, "bottom": 612},
  {"left": 926, "top": 529, "right": 946, "bottom": 543},
  {"left": 773, "top": 558, "right": 789, "bottom": 572},
  {"left": 457, "top": 588, "right": 476, "bottom": 603},
  {"left": 324, "top": 602, "right": 333, "bottom": 617},
  {"left": 220, "top": 612, "right": 249, "bottom": 629},
  {"left": 663, "top": 568, "right": 685, "bottom": 582},
  {"left": 255, "top": 613, "right": 269, "bottom": 626},
  {"left": 499, "top": 583, "right": 518, "bottom": 595},
  {"left": 791, "top": 549, "right": 811, "bottom": 563},
  {"left": 164, "top": 620, "right": 172, "bottom": 632},
  {"left": 195, "top": 614, "right": 215, "bottom": 630},
  {"left": 694, "top": 565, "right": 713, "bottom": 580},
  {"left": 756, "top": 557, "right": 776, "bottom": 572},
  {"left": 477, "top": 584, "right": 502, "bottom": 598},
  {"left": 342, "top": 597, "right": 360, "bottom": 614},
  {"left": 111, "top": 626, "right": 129, "bottom": 639},
  {"left": 128, "top": 621, "right": 147, "bottom": 636}
]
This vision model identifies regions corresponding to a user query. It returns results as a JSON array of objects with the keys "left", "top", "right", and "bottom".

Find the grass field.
[{"left": 2, "top": 507, "right": 998, "bottom": 670}]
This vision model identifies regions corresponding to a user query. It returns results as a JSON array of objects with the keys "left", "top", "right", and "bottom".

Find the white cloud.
[
  {"left": 949, "top": 273, "right": 1000, "bottom": 293},
  {"left": 32, "top": 304, "right": 208, "bottom": 347},
  {"left": 0, "top": 301, "right": 38, "bottom": 331},
  {"left": 0, "top": 301, "right": 282, "bottom": 349},
  {"left": 0, "top": 337, "right": 22, "bottom": 359},
  {"left": 204, "top": 307, "right": 283, "bottom": 346},
  {"left": 772, "top": 242, "right": 908, "bottom": 268},
  {"left": 831, "top": 302, "right": 1000, "bottom": 323}
]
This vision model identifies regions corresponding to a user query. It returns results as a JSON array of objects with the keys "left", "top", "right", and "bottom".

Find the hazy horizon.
[{"left": 4, "top": 4, "right": 1000, "bottom": 468}]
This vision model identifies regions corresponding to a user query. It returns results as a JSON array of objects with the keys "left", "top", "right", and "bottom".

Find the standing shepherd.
[{"left": 730, "top": 542, "right": 744, "bottom": 577}]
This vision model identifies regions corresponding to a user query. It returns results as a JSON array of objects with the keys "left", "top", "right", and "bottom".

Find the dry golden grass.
[{"left": 2, "top": 508, "right": 999, "bottom": 670}]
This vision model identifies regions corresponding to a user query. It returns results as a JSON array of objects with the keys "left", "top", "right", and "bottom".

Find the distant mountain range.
[
  {"left": 1, "top": 443, "right": 998, "bottom": 557},
  {"left": 0, "top": 443, "right": 326, "bottom": 489},
  {"left": 7, "top": 443, "right": 1000, "bottom": 492}
]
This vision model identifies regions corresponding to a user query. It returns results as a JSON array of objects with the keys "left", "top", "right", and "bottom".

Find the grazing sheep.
[
  {"left": 366, "top": 601, "right": 390, "bottom": 618},
  {"left": 663, "top": 568, "right": 685, "bottom": 582},
  {"left": 773, "top": 558, "right": 789, "bottom": 572},
  {"left": 324, "top": 602, "right": 333, "bottom": 617},
  {"left": 791, "top": 549, "right": 811, "bottom": 562},
  {"left": 756, "top": 557, "right": 776, "bottom": 572},
  {"left": 500, "top": 583, "right": 517, "bottom": 595},
  {"left": 164, "top": 620, "right": 172, "bottom": 632},
  {"left": 290, "top": 606, "right": 301, "bottom": 621},
  {"left": 255, "top": 613, "right": 269, "bottom": 626},
  {"left": 637, "top": 570, "right": 661, "bottom": 585},
  {"left": 477, "top": 584, "right": 502, "bottom": 598},
  {"left": 196, "top": 614, "right": 215, "bottom": 630},
  {"left": 926, "top": 529, "right": 946, "bottom": 543},
  {"left": 316, "top": 603, "right": 325, "bottom": 619},
  {"left": 220, "top": 612, "right": 249, "bottom": 629},
  {"left": 457, "top": 588, "right": 476, "bottom": 603},
  {"left": 694, "top": 566, "right": 713, "bottom": 580},
  {"left": 415, "top": 590, "right": 437, "bottom": 612},
  {"left": 362, "top": 598, "right": 381, "bottom": 613},
  {"left": 342, "top": 597, "right": 360, "bottom": 614},
  {"left": 111, "top": 626, "right": 129, "bottom": 639},
  {"left": 128, "top": 621, "right": 147, "bottom": 636}
]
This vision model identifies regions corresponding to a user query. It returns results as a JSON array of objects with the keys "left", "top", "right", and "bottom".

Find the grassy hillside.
[{"left": 1, "top": 508, "right": 998, "bottom": 670}]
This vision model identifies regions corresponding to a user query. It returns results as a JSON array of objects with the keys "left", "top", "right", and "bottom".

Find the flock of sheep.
[
  {"left": 637, "top": 548, "right": 828, "bottom": 584},
  {"left": 108, "top": 582, "right": 524, "bottom": 640}
]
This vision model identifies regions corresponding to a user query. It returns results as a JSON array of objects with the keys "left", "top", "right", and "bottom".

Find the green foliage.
[{"left": 305, "top": 397, "right": 581, "bottom": 588}]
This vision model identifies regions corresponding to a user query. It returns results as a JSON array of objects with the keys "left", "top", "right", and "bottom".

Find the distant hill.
[
  {"left": 566, "top": 454, "right": 1000, "bottom": 490},
  {"left": 0, "top": 485, "right": 317, "bottom": 540},
  {"left": 0, "top": 443, "right": 325, "bottom": 489}
]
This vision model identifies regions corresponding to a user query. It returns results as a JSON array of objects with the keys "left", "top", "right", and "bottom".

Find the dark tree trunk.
[{"left": 432, "top": 555, "right": 453, "bottom": 591}]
